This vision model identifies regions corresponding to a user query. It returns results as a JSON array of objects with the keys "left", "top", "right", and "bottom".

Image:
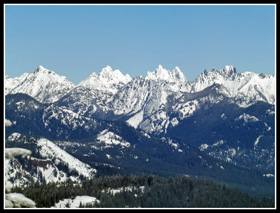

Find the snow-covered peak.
[
  {"left": 99, "top": 65, "right": 132, "bottom": 83},
  {"left": 100, "top": 65, "right": 113, "bottom": 76},
  {"left": 171, "top": 66, "right": 187, "bottom": 83},
  {"left": 5, "top": 73, "right": 29, "bottom": 95},
  {"left": 147, "top": 65, "right": 187, "bottom": 83},
  {"left": 32, "top": 65, "right": 60, "bottom": 77},
  {"left": 147, "top": 65, "right": 170, "bottom": 81},
  {"left": 78, "top": 66, "right": 132, "bottom": 93},
  {"left": 33, "top": 65, "right": 62, "bottom": 77},
  {"left": 219, "top": 65, "right": 237, "bottom": 76},
  {"left": 191, "top": 66, "right": 248, "bottom": 93},
  {"left": 190, "top": 66, "right": 275, "bottom": 106},
  {"left": 7, "top": 66, "right": 75, "bottom": 103},
  {"left": 36, "top": 65, "right": 46, "bottom": 71}
]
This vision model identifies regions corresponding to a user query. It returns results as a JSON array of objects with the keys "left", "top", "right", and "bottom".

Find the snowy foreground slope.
[
  {"left": 5, "top": 193, "right": 36, "bottom": 208},
  {"left": 5, "top": 134, "right": 96, "bottom": 189},
  {"left": 37, "top": 138, "right": 96, "bottom": 179}
]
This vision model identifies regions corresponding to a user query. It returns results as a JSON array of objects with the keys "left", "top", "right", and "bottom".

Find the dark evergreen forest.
[{"left": 11, "top": 174, "right": 274, "bottom": 208}]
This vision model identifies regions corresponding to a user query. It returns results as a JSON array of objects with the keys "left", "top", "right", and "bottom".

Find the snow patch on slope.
[
  {"left": 254, "top": 135, "right": 263, "bottom": 147},
  {"left": 37, "top": 138, "right": 96, "bottom": 178},
  {"left": 126, "top": 110, "right": 144, "bottom": 128},
  {"left": 96, "top": 129, "right": 130, "bottom": 148},
  {"left": 235, "top": 113, "right": 259, "bottom": 124},
  {"left": 52, "top": 196, "right": 99, "bottom": 208}
]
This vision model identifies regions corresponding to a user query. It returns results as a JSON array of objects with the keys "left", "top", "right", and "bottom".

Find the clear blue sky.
[{"left": 5, "top": 4, "right": 275, "bottom": 84}]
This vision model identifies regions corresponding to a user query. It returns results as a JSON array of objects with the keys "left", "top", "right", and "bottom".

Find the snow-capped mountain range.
[
  {"left": 5, "top": 64, "right": 275, "bottom": 193},
  {"left": 4, "top": 64, "right": 274, "bottom": 140},
  {"left": 5, "top": 64, "right": 275, "bottom": 106}
]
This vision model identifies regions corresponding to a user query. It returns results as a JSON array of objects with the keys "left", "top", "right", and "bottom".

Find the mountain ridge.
[{"left": 5, "top": 64, "right": 275, "bottom": 107}]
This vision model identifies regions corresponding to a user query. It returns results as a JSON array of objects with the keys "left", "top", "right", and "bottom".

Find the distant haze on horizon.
[{"left": 5, "top": 4, "right": 275, "bottom": 85}]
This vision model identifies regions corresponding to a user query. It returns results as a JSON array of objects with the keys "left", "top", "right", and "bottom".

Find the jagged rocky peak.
[
  {"left": 78, "top": 66, "right": 132, "bottom": 93},
  {"left": 147, "top": 65, "right": 171, "bottom": 81},
  {"left": 204, "top": 68, "right": 217, "bottom": 75},
  {"left": 197, "top": 65, "right": 238, "bottom": 80},
  {"left": 32, "top": 65, "right": 70, "bottom": 82},
  {"left": 32, "top": 65, "right": 71, "bottom": 81},
  {"left": 37, "top": 65, "right": 45, "bottom": 71},
  {"left": 100, "top": 65, "right": 113, "bottom": 73},
  {"left": 34, "top": 65, "right": 53, "bottom": 74},
  {"left": 99, "top": 65, "right": 114, "bottom": 78},
  {"left": 31, "top": 65, "right": 73, "bottom": 84},
  {"left": 84, "top": 65, "right": 131, "bottom": 84},
  {"left": 99, "top": 65, "right": 132, "bottom": 83},
  {"left": 200, "top": 65, "right": 236, "bottom": 77},
  {"left": 147, "top": 65, "right": 187, "bottom": 83},
  {"left": 219, "top": 65, "right": 237, "bottom": 76},
  {"left": 172, "top": 66, "right": 187, "bottom": 83}
]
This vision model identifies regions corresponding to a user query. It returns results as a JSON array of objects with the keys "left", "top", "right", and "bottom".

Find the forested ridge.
[{"left": 11, "top": 174, "right": 274, "bottom": 208}]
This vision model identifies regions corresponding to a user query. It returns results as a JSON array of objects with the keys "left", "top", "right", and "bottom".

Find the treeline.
[{"left": 11, "top": 174, "right": 274, "bottom": 208}]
